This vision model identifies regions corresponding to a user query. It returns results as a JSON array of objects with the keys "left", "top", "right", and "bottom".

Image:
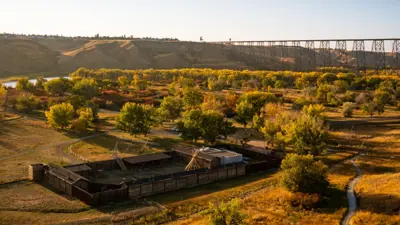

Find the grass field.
[{"left": 1, "top": 85, "right": 400, "bottom": 224}]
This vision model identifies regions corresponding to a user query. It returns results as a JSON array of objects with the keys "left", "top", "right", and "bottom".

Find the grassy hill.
[{"left": 0, "top": 37, "right": 397, "bottom": 78}]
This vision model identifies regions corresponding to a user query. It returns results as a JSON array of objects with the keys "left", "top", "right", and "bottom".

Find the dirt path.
[{"left": 341, "top": 156, "right": 362, "bottom": 225}]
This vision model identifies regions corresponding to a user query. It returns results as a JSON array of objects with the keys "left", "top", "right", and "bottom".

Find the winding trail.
[{"left": 341, "top": 156, "right": 362, "bottom": 225}]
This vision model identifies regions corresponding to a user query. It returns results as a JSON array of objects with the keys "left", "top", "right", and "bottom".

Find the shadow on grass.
[
  {"left": 317, "top": 186, "right": 348, "bottom": 213},
  {"left": 357, "top": 162, "right": 397, "bottom": 174},
  {"left": 36, "top": 181, "right": 149, "bottom": 215},
  {"left": 357, "top": 193, "right": 400, "bottom": 215}
]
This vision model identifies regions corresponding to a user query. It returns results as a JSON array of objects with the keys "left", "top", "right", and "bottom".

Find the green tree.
[
  {"left": 72, "top": 78, "right": 98, "bottom": 99},
  {"left": 183, "top": 88, "right": 203, "bottom": 107},
  {"left": 220, "top": 120, "right": 237, "bottom": 139},
  {"left": 0, "top": 86, "right": 6, "bottom": 115},
  {"left": 116, "top": 102, "right": 156, "bottom": 136},
  {"left": 132, "top": 77, "right": 148, "bottom": 90},
  {"left": 16, "top": 77, "right": 33, "bottom": 91},
  {"left": 207, "top": 198, "right": 246, "bottom": 225},
  {"left": 117, "top": 76, "right": 129, "bottom": 88},
  {"left": 179, "top": 109, "right": 234, "bottom": 144},
  {"left": 159, "top": 96, "right": 183, "bottom": 121},
  {"left": 45, "top": 103, "right": 75, "bottom": 130},
  {"left": 178, "top": 109, "right": 203, "bottom": 142},
  {"left": 201, "top": 94, "right": 223, "bottom": 112},
  {"left": 207, "top": 78, "right": 224, "bottom": 91},
  {"left": 35, "top": 77, "right": 47, "bottom": 89},
  {"left": 301, "top": 104, "right": 326, "bottom": 119},
  {"left": 71, "top": 107, "right": 94, "bottom": 132},
  {"left": 200, "top": 110, "right": 234, "bottom": 144},
  {"left": 237, "top": 91, "right": 277, "bottom": 114},
  {"left": 155, "top": 107, "right": 169, "bottom": 126},
  {"left": 235, "top": 101, "right": 254, "bottom": 128},
  {"left": 261, "top": 120, "right": 280, "bottom": 148},
  {"left": 284, "top": 114, "right": 327, "bottom": 155},
  {"left": 14, "top": 94, "right": 38, "bottom": 113},
  {"left": 281, "top": 154, "right": 329, "bottom": 193},
  {"left": 45, "top": 78, "right": 69, "bottom": 95}
]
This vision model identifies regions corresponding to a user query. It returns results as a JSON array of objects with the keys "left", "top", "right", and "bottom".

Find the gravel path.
[{"left": 341, "top": 156, "right": 362, "bottom": 225}]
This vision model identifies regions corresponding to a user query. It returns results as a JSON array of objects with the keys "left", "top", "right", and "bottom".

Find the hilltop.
[{"left": 0, "top": 37, "right": 248, "bottom": 77}]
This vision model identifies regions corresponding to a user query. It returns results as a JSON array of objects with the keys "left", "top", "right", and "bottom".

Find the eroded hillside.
[{"left": 0, "top": 37, "right": 397, "bottom": 77}]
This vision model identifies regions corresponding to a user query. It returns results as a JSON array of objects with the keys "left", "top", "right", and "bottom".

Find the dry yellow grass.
[{"left": 328, "top": 121, "right": 400, "bottom": 224}]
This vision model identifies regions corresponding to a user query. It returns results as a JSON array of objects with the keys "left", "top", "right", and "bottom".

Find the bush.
[
  {"left": 292, "top": 97, "right": 311, "bottom": 110},
  {"left": 207, "top": 198, "right": 246, "bottom": 225},
  {"left": 14, "top": 94, "right": 38, "bottom": 113},
  {"left": 274, "top": 80, "right": 287, "bottom": 89},
  {"left": 333, "top": 80, "right": 350, "bottom": 93},
  {"left": 355, "top": 92, "right": 370, "bottom": 105},
  {"left": 301, "top": 104, "right": 325, "bottom": 119},
  {"left": 16, "top": 77, "right": 34, "bottom": 91},
  {"left": 281, "top": 154, "right": 329, "bottom": 193},
  {"left": 342, "top": 102, "right": 354, "bottom": 118},
  {"left": 286, "top": 193, "right": 321, "bottom": 210},
  {"left": 344, "top": 91, "right": 356, "bottom": 102},
  {"left": 327, "top": 92, "right": 341, "bottom": 106}
]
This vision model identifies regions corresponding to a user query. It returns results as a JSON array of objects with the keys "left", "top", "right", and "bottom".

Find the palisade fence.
[
  {"left": 127, "top": 164, "right": 246, "bottom": 198},
  {"left": 45, "top": 168, "right": 128, "bottom": 205}
]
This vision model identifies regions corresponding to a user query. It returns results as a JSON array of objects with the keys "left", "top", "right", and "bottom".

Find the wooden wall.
[{"left": 128, "top": 164, "right": 246, "bottom": 198}]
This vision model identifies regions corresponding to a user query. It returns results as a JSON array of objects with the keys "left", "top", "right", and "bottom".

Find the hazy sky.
[{"left": 1, "top": 0, "right": 399, "bottom": 42}]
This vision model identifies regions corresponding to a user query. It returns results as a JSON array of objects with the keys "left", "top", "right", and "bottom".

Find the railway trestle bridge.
[{"left": 210, "top": 38, "right": 400, "bottom": 71}]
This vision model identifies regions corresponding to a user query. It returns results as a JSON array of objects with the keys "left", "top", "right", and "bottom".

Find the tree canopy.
[
  {"left": 72, "top": 78, "right": 98, "bottom": 99},
  {"left": 281, "top": 154, "right": 329, "bottom": 193},
  {"left": 183, "top": 88, "right": 203, "bottom": 108},
  {"left": 116, "top": 102, "right": 156, "bottom": 136},
  {"left": 45, "top": 103, "right": 75, "bottom": 130}
]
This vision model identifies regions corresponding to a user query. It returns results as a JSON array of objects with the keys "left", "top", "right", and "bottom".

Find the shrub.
[
  {"left": 286, "top": 192, "right": 321, "bottom": 210},
  {"left": 274, "top": 80, "right": 287, "bottom": 89},
  {"left": 327, "top": 92, "right": 341, "bottom": 106},
  {"left": 14, "top": 94, "right": 38, "bottom": 113},
  {"left": 301, "top": 104, "right": 325, "bottom": 119},
  {"left": 293, "top": 97, "right": 311, "bottom": 110},
  {"left": 344, "top": 91, "right": 356, "bottom": 102},
  {"left": 333, "top": 80, "right": 350, "bottom": 93},
  {"left": 16, "top": 77, "right": 34, "bottom": 91},
  {"left": 207, "top": 198, "right": 246, "bottom": 225},
  {"left": 316, "top": 84, "right": 332, "bottom": 103},
  {"left": 281, "top": 154, "right": 329, "bottom": 193},
  {"left": 342, "top": 102, "right": 354, "bottom": 118},
  {"left": 355, "top": 92, "right": 370, "bottom": 105},
  {"left": 317, "top": 73, "right": 337, "bottom": 86}
]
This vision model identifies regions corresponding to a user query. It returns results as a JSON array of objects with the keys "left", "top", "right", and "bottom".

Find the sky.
[{"left": 1, "top": 0, "right": 400, "bottom": 42}]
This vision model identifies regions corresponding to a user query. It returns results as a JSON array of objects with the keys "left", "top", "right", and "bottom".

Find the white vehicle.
[{"left": 171, "top": 127, "right": 180, "bottom": 132}]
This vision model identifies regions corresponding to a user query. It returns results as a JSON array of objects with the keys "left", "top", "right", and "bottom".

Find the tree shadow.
[
  {"left": 316, "top": 186, "right": 348, "bottom": 213},
  {"left": 358, "top": 193, "right": 400, "bottom": 215},
  {"left": 357, "top": 162, "right": 397, "bottom": 174}
]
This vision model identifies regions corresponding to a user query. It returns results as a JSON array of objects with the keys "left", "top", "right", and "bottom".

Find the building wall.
[{"left": 28, "top": 164, "right": 45, "bottom": 181}]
